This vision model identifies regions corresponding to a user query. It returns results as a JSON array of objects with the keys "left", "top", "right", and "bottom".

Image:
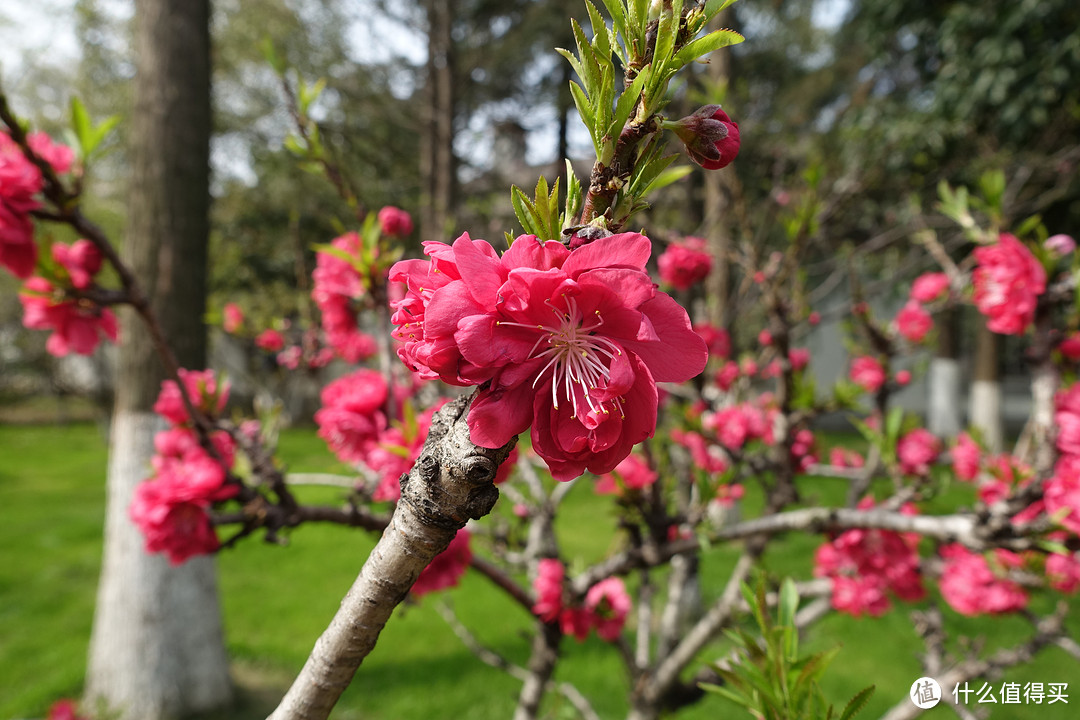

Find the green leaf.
[
  {"left": 839, "top": 685, "right": 876, "bottom": 720},
  {"left": 566, "top": 80, "right": 599, "bottom": 152},
  {"left": 884, "top": 406, "right": 905, "bottom": 446},
  {"left": 651, "top": 0, "right": 681, "bottom": 77},
  {"left": 704, "top": 0, "right": 742, "bottom": 21},
  {"left": 847, "top": 412, "right": 882, "bottom": 446},
  {"left": 978, "top": 168, "right": 1006, "bottom": 214},
  {"left": 70, "top": 97, "right": 92, "bottom": 154},
  {"left": 608, "top": 66, "right": 650, "bottom": 141},
  {"left": 555, "top": 48, "right": 588, "bottom": 95},
  {"left": 511, "top": 185, "right": 544, "bottom": 236},
  {"left": 564, "top": 160, "right": 582, "bottom": 228},
  {"left": 85, "top": 114, "right": 120, "bottom": 157},
  {"left": 1013, "top": 213, "right": 1043, "bottom": 239},
  {"left": 571, "top": 19, "right": 601, "bottom": 95},
  {"left": 673, "top": 29, "right": 746, "bottom": 68},
  {"left": 298, "top": 77, "right": 327, "bottom": 115},
  {"left": 642, "top": 162, "right": 692, "bottom": 196},
  {"left": 259, "top": 37, "right": 287, "bottom": 74},
  {"left": 778, "top": 579, "right": 799, "bottom": 632},
  {"left": 283, "top": 134, "right": 307, "bottom": 157},
  {"left": 699, "top": 682, "right": 755, "bottom": 709},
  {"left": 585, "top": 0, "right": 610, "bottom": 60},
  {"left": 599, "top": 0, "right": 627, "bottom": 41}
]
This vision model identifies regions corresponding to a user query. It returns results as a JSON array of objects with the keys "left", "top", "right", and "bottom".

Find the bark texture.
[
  {"left": 85, "top": 0, "right": 229, "bottom": 717},
  {"left": 269, "top": 394, "right": 516, "bottom": 720}
]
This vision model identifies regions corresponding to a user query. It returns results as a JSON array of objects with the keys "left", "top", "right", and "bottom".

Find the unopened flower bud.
[
  {"left": 377, "top": 206, "right": 413, "bottom": 237},
  {"left": 1046, "top": 233, "right": 1076, "bottom": 258},
  {"left": 670, "top": 105, "right": 741, "bottom": 170},
  {"left": 565, "top": 224, "right": 613, "bottom": 250}
]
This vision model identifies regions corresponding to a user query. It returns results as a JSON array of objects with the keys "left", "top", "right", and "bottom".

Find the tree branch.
[{"left": 268, "top": 393, "right": 516, "bottom": 720}]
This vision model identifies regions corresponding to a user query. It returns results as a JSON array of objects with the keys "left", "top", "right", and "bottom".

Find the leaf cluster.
[{"left": 702, "top": 580, "right": 874, "bottom": 720}]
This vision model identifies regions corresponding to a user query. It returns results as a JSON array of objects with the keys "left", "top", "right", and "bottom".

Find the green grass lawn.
[{"left": 1, "top": 423, "right": 1077, "bottom": 719}]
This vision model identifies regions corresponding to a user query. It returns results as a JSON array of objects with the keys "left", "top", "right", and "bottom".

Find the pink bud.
[
  {"left": 670, "top": 105, "right": 741, "bottom": 170},
  {"left": 1046, "top": 234, "right": 1076, "bottom": 257},
  {"left": 377, "top": 206, "right": 414, "bottom": 237}
]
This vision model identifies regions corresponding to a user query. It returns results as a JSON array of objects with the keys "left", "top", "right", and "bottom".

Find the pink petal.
[
  {"left": 618, "top": 294, "right": 708, "bottom": 382},
  {"left": 561, "top": 232, "right": 652, "bottom": 277}
]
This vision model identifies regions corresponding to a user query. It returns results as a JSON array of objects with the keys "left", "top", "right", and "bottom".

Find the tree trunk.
[
  {"left": 420, "top": 0, "right": 456, "bottom": 244},
  {"left": 701, "top": 10, "right": 733, "bottom": 330},
  {"left": 928, "top": 307, "right": 961, "bottom": 436},
  {"left": 969, "top": 322, "right": 1003, "bottom": 452},
  {"left": 85, "top": 0, "right": 231, "bottom": 717}
]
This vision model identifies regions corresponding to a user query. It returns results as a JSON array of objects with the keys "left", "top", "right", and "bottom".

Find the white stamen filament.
[{"left": 496, "top": 294, "right": 623, "bottom": 418}]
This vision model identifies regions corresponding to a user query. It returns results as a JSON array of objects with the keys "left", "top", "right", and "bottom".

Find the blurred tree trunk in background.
[
  {"left": 928, "top": 307, "right": 962, "bottom": 436},
  {"left": 702, "top": 9, "right": 734, "bottom": 331},
  {"left": 970, "top": 323, "right": 1003, "bottom": 451},
  {"left": 420, "top": 0, "right": 456, "bottom": 243},
  {"left": 85, "top": 0, "right": 232, "bottom": 718}
]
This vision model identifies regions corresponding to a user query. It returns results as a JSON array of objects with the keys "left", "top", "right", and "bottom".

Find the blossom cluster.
[
  {"left": 0, "top": 131, "right": 72, "bottom": 278},
  {"left": 532, "top": 559, "right": 631, "bottom": 641},
  {"left": 19, "top": 243, "right": 118, "bottom": 357},
  {"left": 390, "top": 232, "right": 707, "bottom": 481},
  {"left": 130, "top": 369, "right": 239, "bottom": 565},
  {"left": 971, "top": 233, "right": 1045, "bottom": 335},
  {"left": 314, "top": 369, "right": 515, "bottom": 500},
  {"left": 311, "top": 231, "right": 378, "bottom": 363},
  {"left": 2, "top": 132, "right": 117, "bottom": 357},
  {"left": 814, "top": 498, "right": 925, "bottom": 616},
  {"left": 657, "top": 236, "right": 711, "bottom": 290}
]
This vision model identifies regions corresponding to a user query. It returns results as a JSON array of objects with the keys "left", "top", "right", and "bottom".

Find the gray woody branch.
[{"left": 268, "top": 393, "right": 516, "bottom": 720}]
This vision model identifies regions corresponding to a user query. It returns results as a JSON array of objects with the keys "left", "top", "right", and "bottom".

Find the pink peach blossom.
[
  {"left": 971, "top": 233, "right": 1046, "bottom": 335},
  {"left": 671, "top": 429, "right": 728, "bottom": 474},
  {"left": 1045, "top": 234, "right": 1076, "bottom": 257},
  {"left": 952, "top": 432, "right": 981, "bottom": 481},
  {"left": 939, "top": 544, "right": 1027, "bottom": 616},
  {"left": 255, "top": 328, "right": 286, "bottom": 352},
  {"left": 377, "top": 206, "right": 414, "bottom": 237},
  {"left": 1044, "top": 456, "right": 1080, "bottom": 535},
  {"left": 584, "top": 577, "right": 631, "bottom": 641},
  {"left": 657, "top": 236, "right": 712, "bottom": 290},
  {"left": 314, "top": 369, "right": 388, "bottom": 463},
  {"left": 910, "top": 272, "right": 950, "bottom": 303},
  {"left": 849, "top": 355, "right": 885, "bottom": 392},
  {"left": 895, "top": 300, "right": 932, "bottom": 342},
  {"left": 19, "top": 276, "right": 118, "bottom": 356},
  {"left": 692, "top": 322, "right": 730, "bottom": 359},
  {"left": 1046, "top": 551, "right": 1080, "bottom": 593},
  {"left": 897, "top": 428, "right": 941, "bottom": 476},
  {"left": 391, "top": 233, "right": 707, "bottom": 481},
  {"left": 1059, "top": 333, "right": 1080, "bottom": 361},
  {"left": 27, "top": 131, "right": 75, "bottom": 174},
  {"left": 51, "top": 239, "right": 102, "bottom": 289},
  {"left": 532, "top": 558, "right": 565, "bottom": 623},
  {"left": 130, "top": 481, "right": 220, "bottom": 565},
  {"left": 223, "top": 302, "right": 244, "bottom": 333},
  {"left": 594, "top": 453, "right": 658, "bottom": 495},
  {"left": 153, "top": 368, "right": 229, "bottom": 425},
  {"left": 411, "top": 528, "right": 471, "bottom": 597}
]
